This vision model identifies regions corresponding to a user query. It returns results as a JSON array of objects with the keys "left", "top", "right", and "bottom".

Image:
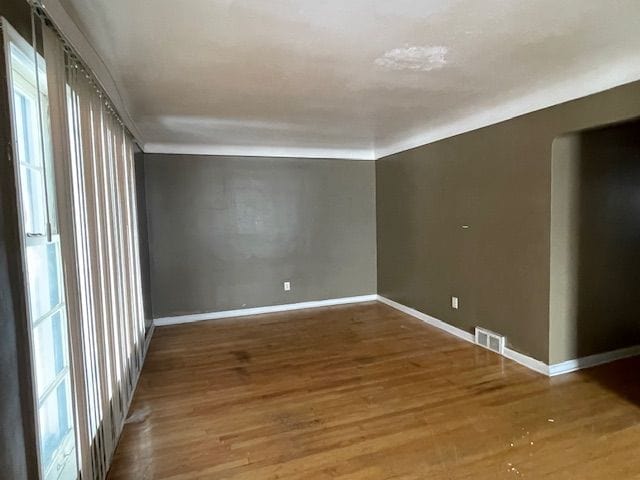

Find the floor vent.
[{"left": 475, "top": 327, "right": 505, "bottom": 354}]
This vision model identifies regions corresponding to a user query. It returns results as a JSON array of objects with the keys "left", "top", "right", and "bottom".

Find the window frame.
[{"left": 2, "top": 18, "right": 77, "bottom": 480}]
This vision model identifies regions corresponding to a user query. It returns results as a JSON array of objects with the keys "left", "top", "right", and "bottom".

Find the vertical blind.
[{"left": 40, "top": 12, "right": 147, "bottom": 480}]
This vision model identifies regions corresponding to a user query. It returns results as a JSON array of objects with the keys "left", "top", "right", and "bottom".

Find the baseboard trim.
[
  {"left": 154, "top": 294, "right": 639, "bottom": 377},
  {"left": 548, "top": 345, "right": 640, "bottom": 376},
  {"left": 376, "top": 295, "right": 640, "bottom": 376},
  {"left": 376, "top": 295, "right": 550, "bottom": 375},
  {"left": 375, "top": 295, "right": 475, "bottom": 343},
  {"left": 153, "top": 294, "right": 378, "bottom": 326},
  {"left": 502, "top": 347, "right": 549, "bottom": 376}
]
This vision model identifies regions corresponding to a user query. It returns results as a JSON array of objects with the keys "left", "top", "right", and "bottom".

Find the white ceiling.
[{"left": 49, "top": 0, "right": 640, "bottom": 159}]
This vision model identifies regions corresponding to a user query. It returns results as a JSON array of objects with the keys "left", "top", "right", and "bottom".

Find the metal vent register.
[{"left": 474, "top": 327, "right": 505, "bottom": 354}]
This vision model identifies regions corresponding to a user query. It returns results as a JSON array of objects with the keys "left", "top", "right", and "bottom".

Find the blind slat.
[{"left": 42, "top": 14, "right": 147, "bottom": 480}]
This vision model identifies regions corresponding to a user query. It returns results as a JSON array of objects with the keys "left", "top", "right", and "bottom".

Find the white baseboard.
[
  {"left": 154, "top": 293, "right": 639, "bottom": 377},
  {"left": 377, "top": 295, "right": 640, "bottom": 377},
  {"left": 154, "top": 294, "right": 378, "bottom": 326},
  {"left": 376, "top": 295, "right": 475, "bottom": 343},
  {"left": 548, "top": 344, "right": 640, "bottom": 376},
  {"left": 376, "top": 295, "right": 549, "bottom": 375},
  {"left": 502, "top": 347, "right": 549, "bottom": 376}
]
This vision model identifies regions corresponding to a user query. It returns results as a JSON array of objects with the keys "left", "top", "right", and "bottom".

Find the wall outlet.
[
  {"left": 451, "top": 296, "right": 459, "bottom": 309},
  {"left": 283, "top": 281, "right": 291, "bottom": 291}
]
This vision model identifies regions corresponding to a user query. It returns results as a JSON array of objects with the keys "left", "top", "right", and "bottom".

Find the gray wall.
[
  {"left": 134, "top": 149, "right": 153, "bottom": 330},
  {"left": 0, "top": 0, "right": 40, "bottom": 478},
  {"left": 550, "top": 119, "right": 640, "bottom": 363},
  {"left": 145, "top": 154, "right": 376, "bottom": 318},
  {"left": 376, "top": 81, "right": 640, "bottom": 363}
]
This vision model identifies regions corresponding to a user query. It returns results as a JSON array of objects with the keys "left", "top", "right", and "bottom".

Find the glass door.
[{"left": 4, "top": 22, "right": 77, "bottom": 480}]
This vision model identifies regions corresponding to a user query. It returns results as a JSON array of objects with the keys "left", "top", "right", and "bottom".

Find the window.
[
  {"left": 5, "top": 24, "right": 77, "bottom": 480},
  {"left": 4, "top": 14, "right": 148, "bottom": 480}
]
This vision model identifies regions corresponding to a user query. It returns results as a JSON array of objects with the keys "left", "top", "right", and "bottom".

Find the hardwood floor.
[{"left": 108, "top": 302, "right": 640, "bottom": 479}]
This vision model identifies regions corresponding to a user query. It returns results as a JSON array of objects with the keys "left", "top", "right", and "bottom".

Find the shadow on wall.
[
  {"left": 550, "top": 118, "right": 640, "bottom": 404},
  {"left": 134, "top": 149, "right": 153, "bottom": 331}
]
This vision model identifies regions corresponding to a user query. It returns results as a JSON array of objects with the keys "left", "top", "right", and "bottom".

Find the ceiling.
[{"left": 52, "top": 0, "right": 640, "bottom": 159}]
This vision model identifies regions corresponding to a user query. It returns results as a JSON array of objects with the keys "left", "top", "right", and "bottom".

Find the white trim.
[
  {"left": 154, "top": 295, "right": 378, "bottom": 326},
  {"left": 503, "top": 347, "right": 549, "bottom": 376},
  {"left": 376, "top": 295, "right": 474, "bottom": 343},
  {"left": 2, "top": 19, "right": 48, "bottom": 478},
  {"left": 143, "top": 142, "right": 376, "bottom": 161},
  {"left": 376, "top": 296, "right": 640, "bottom": 377},
  {"left": 154, "top": 294, "right": 639, "bottom": 377},
  {"left": 548, "top": 345, "right": 640, "bottom": 377},
  {"left": 376, "top": 295, "right": 551, "bottom": 375}
]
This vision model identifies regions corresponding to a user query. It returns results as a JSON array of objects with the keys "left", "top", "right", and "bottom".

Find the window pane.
[
  {"left": 33, "top": 311, "right": 68, "bottom": 397},
  {"left": 13, "top": 89, "right": 41, "bottom": 167},
  {"left": 20, "top": 165, "right": 47, "bottom": 234},
  {"left": 14, "top": 89, "right": 47, "bottom": 234},
  {"left": 26, "top": 241, "right": 62, "bottom": 319},
  {"left": 38, "top": 378, "right": 73, "bottom": 470}
]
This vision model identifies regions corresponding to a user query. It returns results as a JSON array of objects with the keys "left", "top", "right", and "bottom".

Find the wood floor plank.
[{"left": 107, "top": 302, "right": 640, "bottom": 479}]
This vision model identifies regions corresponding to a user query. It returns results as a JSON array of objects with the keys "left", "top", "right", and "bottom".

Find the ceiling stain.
[
  {"left": 374, "top": 45, "right": 448, "bottom": 72},
  {"left": 55, "top": 0, "right": 640, "bottom": 159}
]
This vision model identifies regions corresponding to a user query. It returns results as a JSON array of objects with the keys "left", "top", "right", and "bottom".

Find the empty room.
[{"left": 2, "top": 0, "right": 640, "bottom": 479}]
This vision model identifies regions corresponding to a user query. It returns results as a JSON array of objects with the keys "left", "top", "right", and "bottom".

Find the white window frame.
[{"left": 2, "top": 18, "right": 78, "bottom": 480}]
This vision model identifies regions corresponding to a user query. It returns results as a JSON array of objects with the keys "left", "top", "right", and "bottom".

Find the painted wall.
[
  {"left": 376, "top": 81, "right": 640, "bottom": 363},
  {"left": 134, "top": 149, "right": 153, "bottom": 330},
  {"left": 0, "top": 1, "right": 40, "bottom": 478},
  {"left": 144, "top": 154, "right": 377, "bottom": 318},
  {"left": 550, "top": 119, "right": 640, "bottom": 363}
]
